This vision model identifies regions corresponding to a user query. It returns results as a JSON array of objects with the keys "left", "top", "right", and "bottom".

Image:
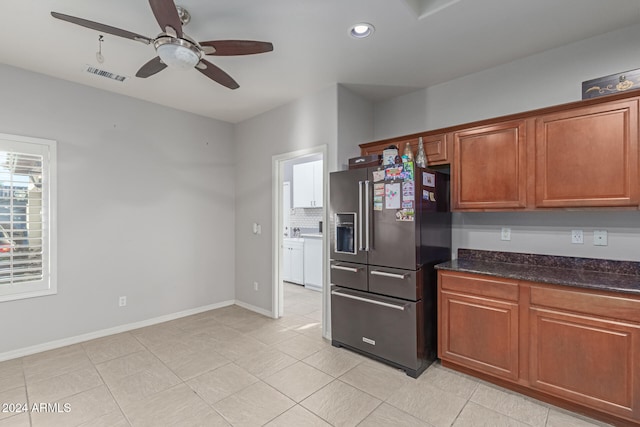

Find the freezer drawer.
[
  {"left": 331, "top": 287, "right": 425, "bottom": 376},
  {"left": 330, "top": 261, "right": 367, "bottom": 291},
  {"left": 368, "top": 266, "right": 422, "bottom": 301}
]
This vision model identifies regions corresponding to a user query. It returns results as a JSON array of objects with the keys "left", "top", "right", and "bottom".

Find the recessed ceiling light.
[{"left": 349, "top": 22, "right": 375, "bottom": 39}]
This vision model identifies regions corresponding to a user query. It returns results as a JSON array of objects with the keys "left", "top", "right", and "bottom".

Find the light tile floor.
[{"left": 0, "top": 283, "right": 614, "bottom": 426}]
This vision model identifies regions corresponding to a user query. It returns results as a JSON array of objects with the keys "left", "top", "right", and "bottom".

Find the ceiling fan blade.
[
  {"left": 199, "top": 40, "right": 274, "bottom": 56},
  {"left": 148, "top": 0, "right": 183, "bottom": 38},
  {"left": 51, "top": 12, "right": 152, "bottom": 45},
  {"left": 196, "top": 60, "right": 239, "bottom": 89},
  {"left": 136, "top": 57, "right": 167, "bottom": 78}
]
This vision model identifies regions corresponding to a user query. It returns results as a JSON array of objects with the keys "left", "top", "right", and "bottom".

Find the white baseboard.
[
  {"left": 0, "top": 300, "right": 235, "bottom": 362},
  {"left": 235, "top": 300, "right": 275, "bottom": 318}
]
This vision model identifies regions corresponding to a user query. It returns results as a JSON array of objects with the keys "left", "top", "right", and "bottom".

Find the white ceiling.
[{"left": 2, "top": 0, "right": 639, "bottom": 123}]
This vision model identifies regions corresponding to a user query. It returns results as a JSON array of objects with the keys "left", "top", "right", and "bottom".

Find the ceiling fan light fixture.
[
  {"left": 350, "top": 22, "right": 375, "bottom": 38},
  {"left": 155, "top": 38, "right": 200, "bottom": 70}
]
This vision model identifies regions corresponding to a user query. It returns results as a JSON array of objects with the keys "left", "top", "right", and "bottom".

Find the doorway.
[{"left": 272, "top": 145, "right": 328, "bottom": 339}]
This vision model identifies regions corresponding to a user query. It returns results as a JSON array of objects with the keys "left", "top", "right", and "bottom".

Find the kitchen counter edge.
[{"left": 435, "top": 258, "right": 640, "bottom": 296}]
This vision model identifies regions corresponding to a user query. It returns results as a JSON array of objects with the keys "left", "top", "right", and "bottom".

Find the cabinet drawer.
[
  {"left": 440, "top": 272, "right": 519, "bottom": 301},
  {"left": 331, "top": 287, "right": 420, "bottom": 370},
  {"left": 330, "top": 261, "right": 367, "bottom": 291},
  {"left": 530, "top": 285, "right": 640, "bottom": 323},
  {"left": 369, "top": 266, "right": 421, "bottom": 301}
]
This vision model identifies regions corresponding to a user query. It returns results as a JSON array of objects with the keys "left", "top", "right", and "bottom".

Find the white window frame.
[{"left": 0, "top": 133, "right": 57, "bottom": 302}]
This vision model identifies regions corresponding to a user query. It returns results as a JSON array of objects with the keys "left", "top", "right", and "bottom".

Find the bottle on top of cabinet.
[{"left": 415, "top": 137, "right": 427, "bottom": 168}]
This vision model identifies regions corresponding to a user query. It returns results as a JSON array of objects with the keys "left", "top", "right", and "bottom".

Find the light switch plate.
[{"left": 593, "top": 230, "right": 608, "bottom": 246}]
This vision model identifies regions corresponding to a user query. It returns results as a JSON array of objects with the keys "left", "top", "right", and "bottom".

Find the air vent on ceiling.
[{"left": 85, "top": 65, "right": 127, "bottom": 82}]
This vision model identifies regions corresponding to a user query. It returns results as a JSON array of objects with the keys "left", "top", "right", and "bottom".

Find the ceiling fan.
[{"left": 51, "top": 0, "right": 274, "bottom": 89}]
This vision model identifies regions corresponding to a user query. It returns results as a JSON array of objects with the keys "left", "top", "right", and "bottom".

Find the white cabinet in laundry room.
[
  {"left": 282, "top": 238, "right": 304, "bottom": 284},
  {"left": 293, "top": 160, "right": 323, "bottom": 208}
]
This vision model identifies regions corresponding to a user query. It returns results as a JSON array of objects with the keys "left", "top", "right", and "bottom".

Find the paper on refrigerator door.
[{"left": 385, "top": 183, "right": 401, "bottom": 209}]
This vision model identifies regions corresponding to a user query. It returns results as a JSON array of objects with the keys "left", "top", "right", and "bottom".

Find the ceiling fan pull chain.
[{"left": 96, "top": 35, "right": 104, "bottom": 64}]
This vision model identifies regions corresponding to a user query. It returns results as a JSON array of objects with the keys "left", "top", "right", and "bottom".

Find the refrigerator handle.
[
  {"left": 370, "top": 270, "right": 408, "bottom": 279},
  {"left": 358, "top": 180, "right": 364, "bottom": 251},
  {"left": 364, "top": 180, "right": 370, "bottom": 251},
  {"left": 331, "top": 290, "right": 407, "bottom": 311},
  {"left": 330, "top": 265, "right": 361, "bottom": 273}
]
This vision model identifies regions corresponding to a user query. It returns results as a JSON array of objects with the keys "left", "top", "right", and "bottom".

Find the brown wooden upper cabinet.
[
  {"left": 359, "top": 133, "right": 451, "bottom": 166},
  {"left": 535, "top": 99, "right": 639, "bottom": 207},
  {"left": 452, "top": 120, "right": 528, "bottom": 210},
  {"left": 359, "top": 90, "right": 640, "bottom": 211}
]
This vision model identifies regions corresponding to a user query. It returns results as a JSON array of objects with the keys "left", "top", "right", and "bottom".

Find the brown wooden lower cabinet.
[
  {"left": 438, "top": 270, "right": 640, "bottom": 426},
  {"left": 439, "top": 273, "right": 519, "bottom": 381}
]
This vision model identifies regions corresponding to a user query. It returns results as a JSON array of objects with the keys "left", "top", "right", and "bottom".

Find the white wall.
[
  {"left": 372, "top": 23, "right": 640, "bottom": 261},
  {"left": 0, "top": 64, "right": 235, "bottom": 354}
]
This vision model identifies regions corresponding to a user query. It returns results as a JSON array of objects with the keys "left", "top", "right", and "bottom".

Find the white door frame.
[{"left": 271, "top": 144, "right": 329, "bottom": 339}]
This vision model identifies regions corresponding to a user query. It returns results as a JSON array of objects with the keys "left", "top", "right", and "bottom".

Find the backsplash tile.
[{"left": 290, "top": 208, "right": 322, "bottom": 230}]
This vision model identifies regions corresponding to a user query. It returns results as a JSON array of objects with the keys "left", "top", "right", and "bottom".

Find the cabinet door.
[
  {"left": 440, "top": 290, "right": 519, "bottom": 381},
  {"left": 359, "top": 134, "right": 450, "bottom": 166},
  {"left": 312, "top": 161, "right": 323, "bottom": 207},
  {"left": 293, "top": 162, "right": 315, "bottom": 208},
  {"left": 453, "top": 120, "right": 527, "bottom": 210},
  {"left": 529, "top": 307, "right": 640, "bottom": 419},
  {"left": 303, "top": 238, "right": 322, "bottom": 288},
  {"left": 282, "top": 243, "right": 292, "bottom": 282},
  {"left": 290, "top": 244, "right": 304, "bottom": 284},
  {"left": 424, "top": 133, "right": 450, "bottom": 165},
  {"left": 535, "top": 99, "right": 639, "bottom": 207},
  {"left": 439, "top": 270, "right": 520, "bottom": 381},
  {"left": 293, "top": 161, "right": 323, "bottom": 207}
]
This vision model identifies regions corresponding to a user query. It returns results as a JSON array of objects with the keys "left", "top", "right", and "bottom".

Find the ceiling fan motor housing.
[{"left": 154, "top": 35, "right": 201, "bottom": 69}]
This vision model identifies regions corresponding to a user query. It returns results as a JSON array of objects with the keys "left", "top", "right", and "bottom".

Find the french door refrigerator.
[{"left": 329, "top": 164, "right": 451, "bottom": 378}]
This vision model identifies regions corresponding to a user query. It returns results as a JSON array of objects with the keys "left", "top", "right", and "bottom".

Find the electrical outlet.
[
  {"left": 571, "top": 229, "right": 584, "bottom": 244},
  {"left": 593, "top": 230, "right": 608, "bottom": 246},
  {"left": 253, "top": 282, "right": 259, "bottom": 291},
  {"left": 501, "top": 227, "right": 511, "bottom": 241},
  {"left": 118, "top": 296, "right": 127, "bottom": 307}
]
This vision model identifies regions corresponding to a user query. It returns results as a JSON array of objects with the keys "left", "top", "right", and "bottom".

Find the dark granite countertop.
[{"left": 435, "top": 249, "right": 640, "bottom": 296}]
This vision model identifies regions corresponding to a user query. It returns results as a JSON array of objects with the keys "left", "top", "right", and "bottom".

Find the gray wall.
[
  {"left": 0, "top": 64, "right": 235, "bottom": 354},
  {"left": 233, "top": 84, "right": 373, "bottom": 315},
  {"left": 234, "top": 85, "right": 339, "bottom": 312},
  {"left": 372, "top": 23, "right": 640, "bottom": 261},
  {"left": 337, "top": 86, "right": 374, "bottom": 170},
  {"left": 374, "top": 24, "right": 640, "bottom": 139}
]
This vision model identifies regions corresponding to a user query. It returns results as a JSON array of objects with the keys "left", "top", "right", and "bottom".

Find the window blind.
[
  {"left": 0, "top": 133, "right": 55, "bottom": 302},
  {"left": 0, "top": 152, "right": 44, "bottom": 285}
]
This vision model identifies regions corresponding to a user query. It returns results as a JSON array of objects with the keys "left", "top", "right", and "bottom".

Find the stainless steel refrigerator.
[{"left": 329, "top": 164, "right": 451, "bottom": 378}]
